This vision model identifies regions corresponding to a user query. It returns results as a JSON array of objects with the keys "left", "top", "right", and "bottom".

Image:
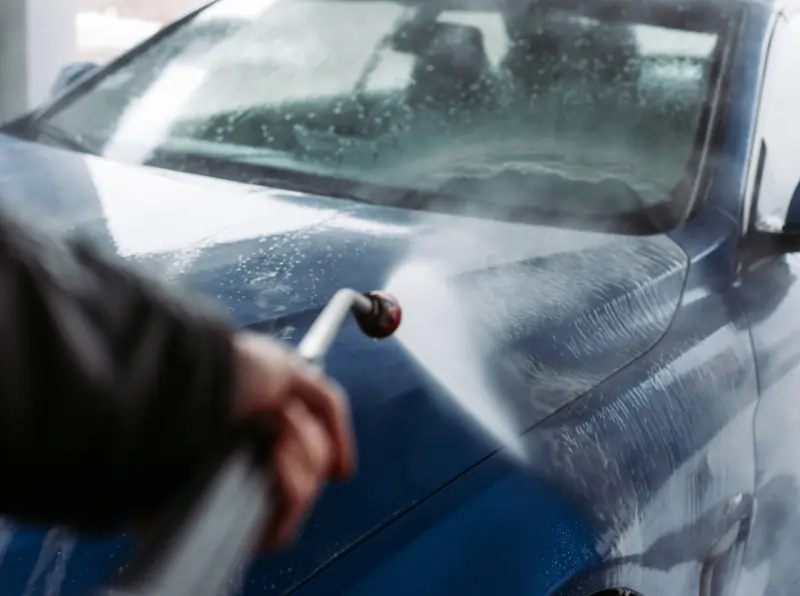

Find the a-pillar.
[{"left": 0, "top": 0, "right": 77, "bottom": 123}]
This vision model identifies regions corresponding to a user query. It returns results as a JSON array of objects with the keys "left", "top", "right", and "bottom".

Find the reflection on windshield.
[
  {"left": 104, "top": 63, "right": 208, "bottom": 162},
  {"left": 39, "top": 0, "right": 725, "bottom": 230}
]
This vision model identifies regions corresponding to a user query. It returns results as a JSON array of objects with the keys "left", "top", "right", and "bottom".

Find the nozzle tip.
[{"left": 357, "top": 291, "right": 402, "bottom": 339}]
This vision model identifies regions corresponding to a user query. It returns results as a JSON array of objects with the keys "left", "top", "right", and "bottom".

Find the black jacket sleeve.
[{"left": 0, "top": 208, "right": 237, "bottom": 531}]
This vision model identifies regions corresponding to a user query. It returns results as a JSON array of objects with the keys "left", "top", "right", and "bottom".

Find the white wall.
[
  {"left": 76, "top": 10, "right": 160, "bottom": 64},
  {"left": 0, "top": 0, "right": 77, "bottom": 123},
  {"left": 0, "top": 0, "right": 29, "bottom": 123}
]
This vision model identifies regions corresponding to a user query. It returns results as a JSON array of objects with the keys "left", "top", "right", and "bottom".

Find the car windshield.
[{"left": 34, "top": 0, "right": 727, "bottom": 232}]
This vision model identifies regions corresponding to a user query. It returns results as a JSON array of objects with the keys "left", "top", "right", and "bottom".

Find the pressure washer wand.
[
  {"left": 101, "top": 289, "right": 401, "bottom": 596},
  {"left": 297, "top": 289, "right": 401, "bottom": 365}
]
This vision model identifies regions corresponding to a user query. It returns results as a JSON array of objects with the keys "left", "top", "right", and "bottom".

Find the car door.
[{"left": 736, "top": 10, "right": 800, "bottom": 596}]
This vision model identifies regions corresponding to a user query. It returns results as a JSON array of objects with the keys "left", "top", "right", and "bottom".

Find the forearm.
[{"left": 0, "top": 209, "right": 237, "bottom": 531}]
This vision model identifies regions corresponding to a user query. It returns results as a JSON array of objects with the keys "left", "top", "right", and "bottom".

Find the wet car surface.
[{"left": 2, "top": 0, "right": 800, "bottom": 594}]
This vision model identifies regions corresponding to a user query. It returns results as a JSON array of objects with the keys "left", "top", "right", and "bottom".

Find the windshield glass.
[{"left": 35, "top": 0, "right": 726, "bottom": 232}]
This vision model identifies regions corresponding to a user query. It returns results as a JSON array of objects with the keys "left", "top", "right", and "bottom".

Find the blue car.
[{"left": 1, "top": 0, "right": 800, "bottom": 594}]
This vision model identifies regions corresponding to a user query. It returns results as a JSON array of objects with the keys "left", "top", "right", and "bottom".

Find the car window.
[{"left": 36, "top": 0, "right": 726, "bottom": 232}]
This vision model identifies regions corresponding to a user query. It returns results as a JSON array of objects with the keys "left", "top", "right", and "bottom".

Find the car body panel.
[
  {"left": 734, "top": 6, "right": 800, "bottom": 596},
  {"left": 0, "top": 132, "right": 687, "bottom": 595},
  {"left": 737, "top": 254, "right": 800, "bottom": 596}
]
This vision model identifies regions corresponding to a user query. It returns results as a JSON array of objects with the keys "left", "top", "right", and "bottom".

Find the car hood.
[{"left": 0, "top": 134, "right": 689, "bottom": 592}]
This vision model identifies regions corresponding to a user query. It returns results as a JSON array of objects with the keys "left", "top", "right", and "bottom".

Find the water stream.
[{"left": 385, "top": 259, "right": 526, "bottom": 461}]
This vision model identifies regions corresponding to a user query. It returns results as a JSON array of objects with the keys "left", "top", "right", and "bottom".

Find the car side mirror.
[
  {"left": 750, "top": 178, "right": 800, "bottom": 254},
  {"left": 50, "top": 61, "right": 99, "bottom": 99},
  {"left": 747, "top": 141, "right": 800, "bottom": 252},
  {"left": 782, "top": 183, "right": 800, "bottom": 234}
]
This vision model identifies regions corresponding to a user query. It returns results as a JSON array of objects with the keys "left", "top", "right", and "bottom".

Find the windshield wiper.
[
  {"left": 145, "top": 142, "right": 426, "bottom": 208},
  {"left": 32, "top": 121, "right": 99, "bottom": 156}
]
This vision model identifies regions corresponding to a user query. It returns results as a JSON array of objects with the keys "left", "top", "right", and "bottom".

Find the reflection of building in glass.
[
  {"left": 76, "top": 0, "right": 202, "bottom": 63},
  {"left": 80, "top": 0, "right": 199, "bottom": 21}
]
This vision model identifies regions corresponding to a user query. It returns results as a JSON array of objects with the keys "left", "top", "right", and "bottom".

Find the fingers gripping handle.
[{"left": 100, "top": 289, "right": 389, "bottom": 596}]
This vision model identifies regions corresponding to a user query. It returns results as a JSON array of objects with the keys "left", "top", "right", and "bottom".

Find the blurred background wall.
[
  {"left": 0, "top": 0, "right": 203, "bottom": 123},
  {"left": 76, "top": 0, "right": 203, "bottom": 63},
  {"left": 0, "top": 0, "right": 77, "bottom": 122}
]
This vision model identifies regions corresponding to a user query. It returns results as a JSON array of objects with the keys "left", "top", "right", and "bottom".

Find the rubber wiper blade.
[
  {"left": 33, "top": 121, "right": 98, "bottom": 156},
  {"left": 147, "top": 143, "right": 423, "bottom": 208}
]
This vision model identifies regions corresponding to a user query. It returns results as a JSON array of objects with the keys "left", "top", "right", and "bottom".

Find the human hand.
[{"left": 232, "top": 332, "right": 356, "bottom": 549}]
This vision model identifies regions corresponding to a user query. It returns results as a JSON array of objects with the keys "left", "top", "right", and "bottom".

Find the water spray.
[
  {"left": 386, "top": 261, "right": 527, "bottom": 460},
  {"left": 99, "top": 289, "right": 402, "bottom": 596}
]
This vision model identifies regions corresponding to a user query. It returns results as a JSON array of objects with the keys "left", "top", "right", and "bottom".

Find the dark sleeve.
[{"left": 0, "top": 208, "right": 238, "bottom": 531}]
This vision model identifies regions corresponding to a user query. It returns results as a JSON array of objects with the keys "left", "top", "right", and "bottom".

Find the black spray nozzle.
[
  {"left": 296, "top": 289, "right": 402, "bottom": 367},
  {"left": 353, "top": 291, "right": 403, "bottom": 339}
]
